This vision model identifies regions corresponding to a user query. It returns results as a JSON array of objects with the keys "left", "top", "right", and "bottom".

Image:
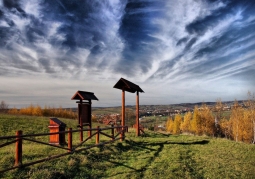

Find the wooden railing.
[{"left": 0, "top": 125, "right": 128, "bottom": 173}]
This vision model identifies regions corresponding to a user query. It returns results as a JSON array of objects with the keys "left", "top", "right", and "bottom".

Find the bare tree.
[{"left": 0, "top": 100, "right": 9, "bottom": 113}]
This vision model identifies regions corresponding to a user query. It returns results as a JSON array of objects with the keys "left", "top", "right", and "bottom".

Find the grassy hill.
[{"left": 0, "top": 114, "right": 255, "bottom": 179}]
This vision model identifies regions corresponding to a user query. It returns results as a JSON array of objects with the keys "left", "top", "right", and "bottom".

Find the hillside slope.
[{"left": 0, "top": 114, "right": 254, "bottom": 178}]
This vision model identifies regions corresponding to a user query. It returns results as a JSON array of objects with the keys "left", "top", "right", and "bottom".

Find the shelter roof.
[
  {"left": 113, "top": 78, "right": 144, "bottom": 93},
  {"left": 50, "top": 117, "right": 66, "bottom": 126},
  {"left": 71, "top": 91, "right": 99, "bottom": 100}
]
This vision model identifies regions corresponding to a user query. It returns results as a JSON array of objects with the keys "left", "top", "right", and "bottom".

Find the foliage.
[
  {"left": 172, "top": 114, "right": 182, "bottom": 134},
  {"left": 199, "top": 104, "right": 215, "bottom": 136},
  {"left": 219, "top": 118, "right": 232, "bottom": 139},
  {"left": 191, "top": 106, "right": 202, "bottom": 135},
  {"left": 8, "top": 104, "right": 77, "bottom": 120},
  {"left": 180, "top": 111, "right": 192, "bottom": 133},
  {"left": 165, "top": 117, "right": 173, "bottom": 133},
  {"left": 230, "top": 94, "right": 255, "bottom": 143},
  {"left": 165, "top": 94, "right": 255, "bottom": 144}
]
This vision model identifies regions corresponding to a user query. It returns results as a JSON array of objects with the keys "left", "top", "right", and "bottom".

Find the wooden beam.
[
  {"left": 15, "top": 130, "right": 22, "bottom": 166},
  {"left": 136, "top": 91, "right": 140, "bottom": 136},
  {"left": 121, "top": 89, "right": 125, "bottom": 141},
  {"left": 122, "top": 89, "right": 125, "bottom": 127}
]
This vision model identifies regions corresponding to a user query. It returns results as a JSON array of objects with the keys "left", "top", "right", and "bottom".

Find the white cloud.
[
  {"left": 21, "top": 0, "right": 42, "bottom": 18},
  {"left": 0, "top": 20, "right": 9, "bottom": 27}
]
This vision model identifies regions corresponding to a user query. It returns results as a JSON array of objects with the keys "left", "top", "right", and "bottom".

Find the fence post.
[
  {"left": 88, "top": 125, "right": 92, "bottom": 139},
  {"left": 15, "top": 130, "right": 22, "bottom": 166},
  {"left": 80, "top": 126, "right": 83, "bottom": 142},
  {"left": 111, "top": 124, "right": 114, "bottom": 140},
  {"left": 96, "top": 126, "right": 100, "bottom": 144},
  {"left": 68, "top": 128, "right": 72, "bottom": 153},
  {"left": 120, "top": 126, "right": 124, "bottom": 142}
]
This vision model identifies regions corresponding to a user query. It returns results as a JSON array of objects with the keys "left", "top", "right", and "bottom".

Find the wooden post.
[
  {"left": 68, "top": 128, "right": 72, "bottom": 153},
  {"left": 79, "top": 99, "right": 83, "bottom": 142},
  {"left": 111, "top": 124, "right": 114, "bottom": 140},
  {"left": 96, "top": 126, "right": 100, "bottom": 144},
  {"left": 121, "top": 89, "right": 125, "bottom": 141},
  {"left": 136, "top": 91, "right": 140, "bottom": 136},
  {"left": 15, "top": 130, "right": 22, "bottom": 166},
  {"left": 80, "top": 126, "right": 83, "bottom": 142},
  {"left": 88, "top": 100, "right": 92, "bottom": 138}
]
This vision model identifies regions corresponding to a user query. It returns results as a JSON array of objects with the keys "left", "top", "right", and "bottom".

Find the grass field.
[
  {"left": 0, "top": 114, "right": 255, "bottom": 179},
  {"left": 92, "top": 107, "right": 122, "bottom": 115}
]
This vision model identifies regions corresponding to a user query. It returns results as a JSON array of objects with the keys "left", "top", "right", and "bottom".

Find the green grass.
[
  {"left": 92, "top": 107, "right": 122, "bottom": 115},
  {"left": 0, "top": 114, "right": 255, "bottom": 178}
]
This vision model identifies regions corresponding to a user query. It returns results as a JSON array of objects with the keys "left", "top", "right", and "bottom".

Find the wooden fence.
[{"left": 0, "top": 125, "right": 128, "bottom": 173}]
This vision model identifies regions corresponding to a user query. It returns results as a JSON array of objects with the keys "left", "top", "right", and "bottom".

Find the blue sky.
[{"left": 0, "top": 0, "right": 254, "bottom": 108}]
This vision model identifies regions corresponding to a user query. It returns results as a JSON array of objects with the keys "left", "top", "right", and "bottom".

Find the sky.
[{"left": 0, "top": 0, "right": 255, "bottom": 108}]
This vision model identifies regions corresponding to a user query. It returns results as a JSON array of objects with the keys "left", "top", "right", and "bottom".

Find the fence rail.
[{"left": 0, "top": 125, "right": 128, "bottom": 173}]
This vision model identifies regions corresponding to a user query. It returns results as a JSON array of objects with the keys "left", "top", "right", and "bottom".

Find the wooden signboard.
[{"left": 78, "top": 103, "right": 91, "bottom": 126}]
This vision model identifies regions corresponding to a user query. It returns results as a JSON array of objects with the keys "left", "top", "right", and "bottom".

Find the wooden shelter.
[
  {"left": 48, "top": 118, "right": 66, "bottom": 145},
  {"left": 71, "top": 91, "right": 98, "bottom": 141},
  {"left": 113, "top": 78, "right": 144, "bottom": 137}
]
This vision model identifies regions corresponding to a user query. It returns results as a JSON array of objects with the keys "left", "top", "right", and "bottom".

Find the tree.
[
  {"left": 230, "top": 100, "right": 243, "bottom": 142},
  {"left": 219, "top": 118, "right": 232, "bottom": 139},
  {"left": 166, "top": 117, "right": 174, "bottom": 133},
  {"left": 8, "top": 107, "right": 18, "bottom": 115},
  {"left": 244, "top": 91, "right": 255, "bottom": 143},
  {"left": 191, "top": 106, "right": 202, "bottom": 135},
  {"left": 214, "top": 98, "right": 224, "bottom": 121},
  {"left": 241, "top": 110, "right": 253, "bottom": 143},
  {"left": 172, "top": 114, "right": 182, "bottom": 134},
  {"left": 199, "top": 104, "right": 215, "bottom": 136},
  {"left": 0, "top": 100, "right": 9, "bottom": 113},
  {"left": 181, "top": 112, "right": 192, "bottom": 133}
]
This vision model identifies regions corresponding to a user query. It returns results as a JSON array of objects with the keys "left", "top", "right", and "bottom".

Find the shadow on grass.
[{"left": 103, "top": 139, "right": 209, "bottom": 178}]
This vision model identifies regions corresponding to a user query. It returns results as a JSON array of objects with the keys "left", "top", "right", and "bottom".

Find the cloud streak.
[{"left": 0, "top": 0, "right": 254, "bottom": 107}]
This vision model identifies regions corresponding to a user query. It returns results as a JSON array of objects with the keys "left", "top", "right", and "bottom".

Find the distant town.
[
  {"left": 93, "top": 100, "right": 245, "bottom": 118},
  {"left": 91, "top": 100, "right": 247, "bottom": 130}
]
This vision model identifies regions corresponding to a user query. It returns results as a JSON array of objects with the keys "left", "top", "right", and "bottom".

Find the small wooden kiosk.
[
  {"left": 71, "top": 91, "right": 98, "bottom": 141},
  {"left": 113, "top": 78, "right": 144, "bottom": 137},
  {"left": 48, "top": 117, "right": 66, "bottom": 145}
]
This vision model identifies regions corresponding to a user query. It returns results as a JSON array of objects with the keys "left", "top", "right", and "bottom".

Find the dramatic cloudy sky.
[{"left": 0, "top": 0, "right": 255, "bottom": 108}]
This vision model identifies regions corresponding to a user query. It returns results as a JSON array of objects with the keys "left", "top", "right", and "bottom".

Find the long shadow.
[
  {"left": 125, "top": 139, "right": 209, "bottom": 150},
  {"left": 105, "top": 139, "right": 209, "bottom": 178}
]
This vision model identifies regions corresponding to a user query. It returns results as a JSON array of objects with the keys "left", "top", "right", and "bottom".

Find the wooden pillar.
[
  {"left": 88, "top": 99, "right": 92, "bottom": 138},
  {"left": 96, "top": 126, "right": 100, "bottom": 144},
  {"left": 136, "top": 91, "right": 140, "bottom": 136},
  {"left": 79, "top": 99, "right": 83, "bottom": 142},
  {"left": 15, "top": 130, "right": 22, "bottom": 166},
  {"left": 122, "top": 89, "right": 125, "bottom": 127},
  {"left": 111, "top": 124, "right": 114, "bottom": 140},
  {"left": 121, "top": 89, "right": 125, "bottom": 141},
  {"left": 68, "top": 128, "right": 72, "bottom": 153}
]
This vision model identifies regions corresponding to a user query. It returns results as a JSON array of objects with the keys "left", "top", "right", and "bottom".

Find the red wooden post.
[
  {"left": 88, "top": 99, "right": 92, "bottom": 138},
  {"left": 80, "top": 126, "right": 83, "bottom": 142},
  {"left": 68, "top": 128, "right": 72, "bottom": 153},
  {"left": 88, "top": 125, "right": 92, "bottom": 139},
  {"left": 15, "top": 130, "right": 22, "bottom": 166},
  {"left": 136, "top": 91, "right": 140, "bottom": 136},
  {"left": 96, "top": 126, "right": 100, "bottom": 144},
  {"left": 121, "top": 89, "right": 125, "bottom": 141},
  {"left": 111, "top": 124, "right": 114, "bottom": 140},
  {"left": 79, "top": 99, "right": 83, "bottom": 142}
]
